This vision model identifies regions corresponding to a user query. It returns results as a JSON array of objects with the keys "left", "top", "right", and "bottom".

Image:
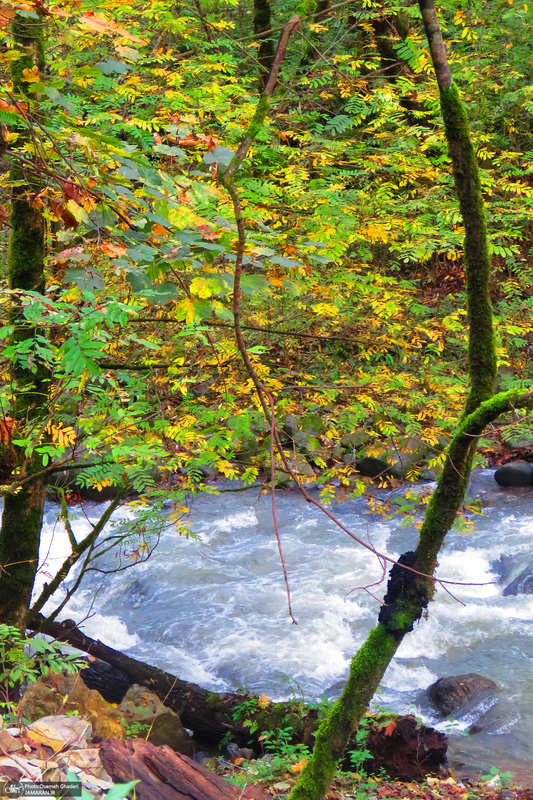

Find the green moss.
[{"left": 439, "top": 82, "right": 496, "bottom": 416}]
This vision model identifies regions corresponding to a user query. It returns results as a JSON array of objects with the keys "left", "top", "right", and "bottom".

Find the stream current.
[{"left": 36, "top": 469, "right": 533, "bottom": 782}]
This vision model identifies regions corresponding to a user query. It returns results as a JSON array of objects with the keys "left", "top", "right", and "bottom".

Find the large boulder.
[
  {"left": 427, "top": 673, "right": 499, "bottom": 718},
  {"left": 18, "top": 671, "right": 124, "bottom": 740},
  {"left": 494, "top": 460, "right": 533, "bottom": 487}
]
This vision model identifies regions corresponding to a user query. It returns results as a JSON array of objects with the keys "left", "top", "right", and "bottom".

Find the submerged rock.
[
  {"left": 503, "top": 561, "right": 533, "bottom": 596},
  {"left": 494, "top": 460, "right": 533, "bottom": 487},
  {"left": 427, "top": 673, "right": 499, "bottom": 718}
]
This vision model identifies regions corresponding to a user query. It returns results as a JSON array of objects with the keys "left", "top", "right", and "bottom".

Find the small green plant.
[
  {"left": 232, "top": 696, "right": 260, "bottom": 734},
  {"left": 0, "top": 624, "right": 84, "bottom": 721},
  {"left": 481, "top": 766, "right": 514, "bottom": 786},
  {"left": 122, "top": 718, "right": 151, "bottom": 738},
  {"left": 347, "top": 715, "right": 373, "bottom": 774}
]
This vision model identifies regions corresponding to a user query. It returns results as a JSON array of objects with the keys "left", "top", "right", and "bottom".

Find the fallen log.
[
  {"left": 27, "top": 614, "right": 244, "bottom": 745},
  {"left": 100, "top": 738, "right": 268, "bottom": 800},
  {"left": 27, "top": 614, "right": 317, "bottom": 748}
]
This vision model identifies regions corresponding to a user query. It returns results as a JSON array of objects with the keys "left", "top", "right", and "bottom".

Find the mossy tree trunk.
[
  {"left": 289, "top": 4, "right": 497, "bottom": 800},
  {"left": 0, "top": 8, "right": 49, "bottom": 629},
  {"left": 254, "top": 0, "right": 274, "bottom": 88}
]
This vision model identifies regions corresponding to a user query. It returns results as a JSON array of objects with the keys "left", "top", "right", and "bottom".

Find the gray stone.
[
  {"left": 197, "top": 464, "right": 218, "bottom": 481},
  {"left": 427, "top": 674, "right": 499, "bottom": 718},
  {"left": 119, "top": 685, "right": 193, "bottom": 755},
  {"left": 282, "top": 415, "right": 299, "bottom": 438},
  {"left": 355, "top": 456, "right": 392, "bottom": 480},
  {"left": 494, "top": 460, "right": 533, "bottom": 487},
  {"left": 503, "top": 561, "right": 533, "bottom": 596},
  {"left": 504, "top": 434, "right": 533, "bottom": 451},
  {"left": 341, "top": 430, "right": 371, "bottom": 451}
]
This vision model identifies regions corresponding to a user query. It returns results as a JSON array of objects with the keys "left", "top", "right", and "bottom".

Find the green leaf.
[{"left": 96, "top": 59, "right": 131, "bottom": 75}]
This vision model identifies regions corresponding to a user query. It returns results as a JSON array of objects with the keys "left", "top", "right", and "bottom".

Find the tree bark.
[
  {"left": 289, "top": 3, "right": 497, "bottom": 799},
  {"left": 0, "top": 7, "right": 49, "bottom": 629},
  {"left": 254, "top": 0, "right": 274, "bottom": 88}
]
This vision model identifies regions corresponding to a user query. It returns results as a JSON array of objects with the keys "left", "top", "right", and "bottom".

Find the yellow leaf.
[
  {"left": 22, "top": 66, "right": 40, "bottom": 83},
  {"left": 258, "top": 693, "right": 270, "bottom": 709}
]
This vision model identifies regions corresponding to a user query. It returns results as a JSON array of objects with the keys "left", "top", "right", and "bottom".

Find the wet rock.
[
  {"left": 355, "top": 456, "right": 392, "bottom": 480},
  {"left": 27, "top": 716, "right": 92, "bottom": 752},
  {"left": 119, "top": 685, "right": 193, "bottom": 755},
  {"left": 19, "top": 671, "right": 124, "bottom": 740},
  {"left": 427, "top": 674, "right": 499, "bottom": 718},
  {"left": 494, "top": 460, "right": 533, "bottom": 487},
  {"left": 503, "top": 560, "right": 533, "bottom": 596}
]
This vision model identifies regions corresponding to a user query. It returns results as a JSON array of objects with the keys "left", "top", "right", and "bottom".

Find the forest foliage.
[{"left": 0, "top": 0, "right": 532, "bottom": 515}]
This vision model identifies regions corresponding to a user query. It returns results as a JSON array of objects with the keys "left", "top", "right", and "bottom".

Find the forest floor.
[{"left": 216, "top": 762, "right": 533, "bottom": 800}]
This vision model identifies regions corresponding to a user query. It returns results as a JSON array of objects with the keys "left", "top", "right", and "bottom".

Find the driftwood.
[{"left": 100, "top": 738, "right": 268, "bottom": 800}]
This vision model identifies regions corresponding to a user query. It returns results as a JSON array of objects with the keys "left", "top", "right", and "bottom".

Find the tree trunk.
[
  {"left": 289, "top": 3, "right": 497, "bottom": 799},
  {"left": 0, "top": 8, "right": 48, "bottom": 629},
  {"left": 254, "top": 0, "right": 274, "bottom": 88}
]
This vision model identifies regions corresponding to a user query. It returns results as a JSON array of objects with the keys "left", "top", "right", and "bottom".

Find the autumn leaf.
[
  {"left": 290, "top": 758, "right": 306, "bottom": 773},
  {"left": 257, "top": 693, "right": 270, "bottom": 709},
  {"left": 383, "top": 721, "right": 396, "bottom": 737},
  {"left": 79, "top": 12, "right": 146, "bottom": 44},
  {"left": 101, "top": 242, "right": 128, "bottom": 258}
]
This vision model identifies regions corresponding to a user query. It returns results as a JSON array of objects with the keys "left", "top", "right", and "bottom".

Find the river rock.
[
  {"left": 355, "top": 456, "right": 392, "bottom": 480},
  {"left": 503, "top": 560, "right": 533, "bottom": 596},
  {"left": 494, "top": 460, "right": 533, "bottom": 487},
  {"left": 18, "top": 671, "right": 124, "bottom": 740},
  {"left": 119, "top": 685, "right": 193, "bottom": 755},
  {"left": 27, "top": 716, "right": 92, "bottom": 752},
  {"left": 427, "top": 674, "right": 499, "bottom": 717}
]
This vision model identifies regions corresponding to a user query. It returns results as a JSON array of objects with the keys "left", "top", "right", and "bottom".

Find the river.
[{"left": 35, "top": 469, "right": 533, "bottom": 782}]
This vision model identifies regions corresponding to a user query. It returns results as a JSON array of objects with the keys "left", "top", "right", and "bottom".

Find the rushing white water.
[{"left": 36, "top": 469, "right": 533, "bottom": 782}]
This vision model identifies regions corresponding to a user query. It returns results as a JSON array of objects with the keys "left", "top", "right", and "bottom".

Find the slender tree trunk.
[
  {"left": 254, "top": 0, "right": 274, "bottom": 88},
  {"left": 0, "top": 7, "right": 48, "bottom": 628},
  {"left": 289, "top": 4, "right": 496, "bottom": 799}
]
